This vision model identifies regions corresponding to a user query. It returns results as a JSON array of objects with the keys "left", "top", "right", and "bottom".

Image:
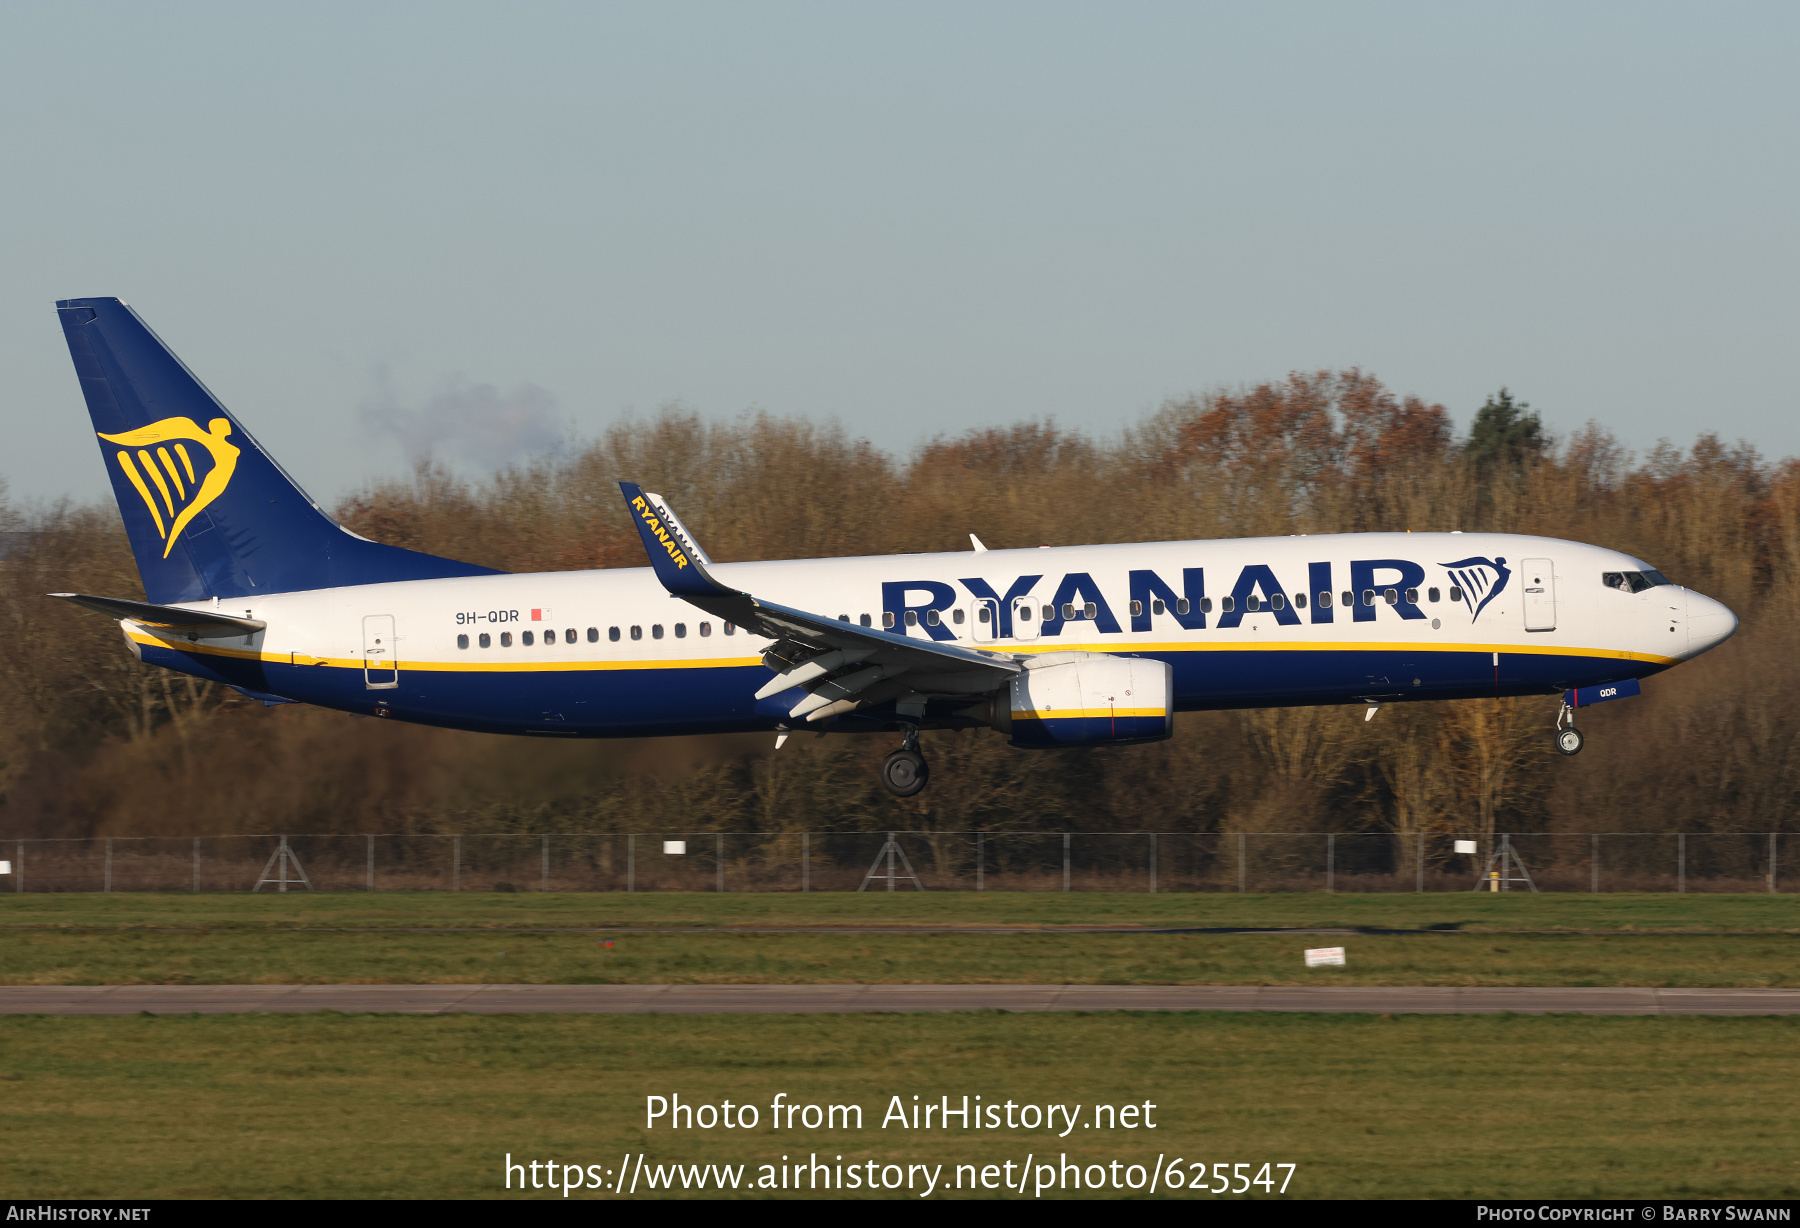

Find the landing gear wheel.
[
  {"left": 882, "top": 748, "right": 930, "bottom": 797},
  {"left": 1555, "top": 727, "right": 1585, "bottom": 756}
]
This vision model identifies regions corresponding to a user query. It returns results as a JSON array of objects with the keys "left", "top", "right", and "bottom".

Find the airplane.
[{"left": 48, "top": 297, "right": 1738, "bottom": 797}]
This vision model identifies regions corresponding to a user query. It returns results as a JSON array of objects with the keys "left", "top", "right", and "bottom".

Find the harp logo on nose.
[
  {"left": 98, "top": 416, "right": 241, "bottom": 558},
  {"left": 1441, "top": 555, "right": 1511, "bottom": 622}
]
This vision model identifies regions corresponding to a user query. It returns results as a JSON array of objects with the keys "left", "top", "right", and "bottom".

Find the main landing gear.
[
  {"left": 881, "top": 727, "right": 930, "bottom": 797},
  {"left": 1554, "top": 702, "right": 1584, "bottom": 756}
]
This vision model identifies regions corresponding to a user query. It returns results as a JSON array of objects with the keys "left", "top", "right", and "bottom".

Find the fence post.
[
  {"left": 193, "top": 837, "right": 201, "bottom": 892},
  {"left": 803, "top": 833, "right": 810, "bottom": 893},
  {"left": 1149, "top": 833, "right": 1157, "bottom": 894},
  {"left": 1238, "top": 832, "right": 1246, "bottom": 894},
  {"left": 366, "top": 835, "right": 375, "bottom": 892},
  {"left": 717, "top": 833, "right": 724, "bottom": 893},
  {"left": 14, "top": 840, "right": 22, "bottom": 893},
  {"left": 105, "top": 837, "right": 113, "bottom": 893},
  {"left": 1063, "top": 832, "right": 1070, "bottom": 893},
  {"left": 628, "top": 835, "right": 635, "bottom": 893},
  {"left": 1416, "top": 831, "right": 1424, "bottom": 893},
  {"left": 1678, "top": 833, "right": 1685, "bottom": 894},
  {"left": 1592, "top": 834, "right": 1599, "bottom": 894},
  {"left": 976, "top": 832, "right": 984, "bottom": 892},
  {"left": 453, "top": 835, "right": 461, "bottom": 892},
  {"left": 1327, "top": 833, "right": 1335, "bottom": 893},
  {"left": 1771, "top": 832, "right": 1778, "bottom": 894}
]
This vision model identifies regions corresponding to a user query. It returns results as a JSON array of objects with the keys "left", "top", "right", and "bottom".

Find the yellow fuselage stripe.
[
  {"left": 124, "top": 629, "right": 1681, "bottom": 672},
  {"left": 1014, "top": 707, "right": 1168, "bottom": 720}
]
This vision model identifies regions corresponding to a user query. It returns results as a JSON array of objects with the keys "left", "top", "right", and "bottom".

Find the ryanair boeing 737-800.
[{"left": 49, "top": 298, "right": 1737, "bottom": 796}]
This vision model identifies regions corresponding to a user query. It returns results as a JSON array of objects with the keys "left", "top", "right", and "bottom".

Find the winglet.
[{"left": 618, "top": 482, "right": 739, "bottom": 598}]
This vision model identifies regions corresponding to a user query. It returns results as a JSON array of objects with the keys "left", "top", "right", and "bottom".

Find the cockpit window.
[{"left": 1602, "top": 570, "right": 1672, "bottom": 593}]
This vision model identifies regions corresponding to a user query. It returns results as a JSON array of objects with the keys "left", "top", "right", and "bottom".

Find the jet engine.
[{"left": 996, "top": 652, "right": 1173, "bottom": 749}]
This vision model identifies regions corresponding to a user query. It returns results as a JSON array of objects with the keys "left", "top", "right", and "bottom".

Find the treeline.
[{"left": 2, "top": 372, "right": 1795, "bottom": 850}]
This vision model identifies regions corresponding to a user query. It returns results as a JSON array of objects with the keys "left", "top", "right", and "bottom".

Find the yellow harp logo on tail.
[{"left": 97, "top": 417, "right": 241, "bottom": 558}]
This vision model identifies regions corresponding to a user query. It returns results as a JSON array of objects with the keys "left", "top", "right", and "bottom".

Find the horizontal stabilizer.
[{"left": 51, "top": 592, "right": 265, "bottom": 637}]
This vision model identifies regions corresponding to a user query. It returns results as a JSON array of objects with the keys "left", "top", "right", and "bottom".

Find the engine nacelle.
[{"left": 1004, "top": 652, "right": 1173, "bottom": 749}]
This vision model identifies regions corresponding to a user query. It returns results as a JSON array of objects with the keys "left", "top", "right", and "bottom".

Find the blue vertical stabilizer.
[{"left": 56, "top": 298, "right": 502, "bottom": 603}]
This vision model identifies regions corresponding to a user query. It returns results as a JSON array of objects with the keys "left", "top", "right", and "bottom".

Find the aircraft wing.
[
  {"left": 619, "top": 482, "right": 1018, "bottom": 721},
  {"left": 51, "top": 592, "right": 266, "bottom": 638}
]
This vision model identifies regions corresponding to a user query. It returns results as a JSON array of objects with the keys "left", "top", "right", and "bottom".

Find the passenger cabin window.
[
  {"left": 1130, "top": 600, "right": 1143, "bottom": 617},
  {"left": 724, "top": 623, "right": 736, "bottom": 635},
  {"left": 1362, "top": 590, "right": 1376, "bottom": 606},
  {"left": 652, "top": 625, "right": 664, "bottom": 639},
  {"left": 1318, "top": 591, "right": 1332, "bottom": 608},
  {"left": 1403, "top": 588, "right": 1417, "bottom": 604},
  {"left": 522, "top": 630, "right": 534, "bottom": 646},
  {"left": 953, "top": 608, "right": 964, "bottom": 624},
  {"left": 566, "top": 628, "right": 576, "bottom": 643},
  {"left": 675, "top": 623, "right": 687, "bottom": 638},
  {"left": 883, "top": 612, "right": 896, "bottom": 628},
  {"left": 1428, "top": 588, "right": 1440, "bottom": 603},
  {"left": 1083, "top": 602, "right": 1097, "bottom": 619},
  {"left": 1017, "top": 606, "right": 1033, "bottom": 621},
  {"left": 1341, "top": 591, "right": 1353, "bottom": 607},
  {"left": 1384, "top": 589, "right": 1398, "bottom": 605},
  {"left": 978, "top": 607, "right": 991, "bottom": 623},
  {"left": 500, "top": 631, "right": 512, "bottom": 647},
  {"left": 1041, "top": 605, "right": 1054, "bottom": 620},
  {"left": 1061, "top": 603, "right": 1075, "bottom": 620},
  {"left": 1220, "top": 596, "right": 1235, "bottom": 613},
  {"left": 926, "top": 610, "right": 940, "bottom": 626},
  {"left": 630, "top": 625, "right": 643, "bottom": 640},
  {"left": 1245, "top": 595, "right": 1261, "bottom": 612},
  {"left": 479, "top": 633, "right": 491, "bottom": 648},
  {"left": 1272, "top": 593, "right": 1286, "bottom": 611},
  {"left": 700, "top": 622, "right": 712, "bottom": 636},
  {"left": 860, "top": 614, "right": 872, "bottom": 627},
  {"left": 905, "top": 611, "right": 918, "bottom": 626},
  {"left": 1294, "top": 592, "right": 1306, "bottom": 609},
  {"left": 587, "top": 627, "right": 599, "bottom": 643},
  {"left": 1449, "top": 587, "right": 1463, "bottom": 603},
  {"left": 1196, "top": 598, "right": 1208, "bottom": 613},
  {"left": 609, "top": 627, "right": 620, "bottom": 642},
  {"left": 457, "top": 634, "right": 469, "bottom": 649},
  {"left": 1151, "top": 599, "right": 1164, "bottom": 615}
]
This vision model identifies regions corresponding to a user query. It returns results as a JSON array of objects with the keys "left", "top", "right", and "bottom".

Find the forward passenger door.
[{"left": 1522, "top": 559, "right": 1556, "bottom": 632}]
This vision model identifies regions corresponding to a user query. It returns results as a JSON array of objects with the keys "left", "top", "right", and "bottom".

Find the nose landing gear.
[
  {"left": 881, "top": 727, "right": 930, "bottom": 797},
  {"left": 1554, "top": 702, "right": 1584, "bottom": 756}
]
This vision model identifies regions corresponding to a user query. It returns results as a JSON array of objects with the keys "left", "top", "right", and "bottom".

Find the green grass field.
[
  {"left": 4, "top": 889, "right": 1796, "bottom": 931},
  {"left": 4, "top": 1011, "right": 1797, "bottom": 1199},
  {"left": 8, "top": 927, "right": 1800, "bottom": 987},
  {"left": 5, "top": 892, "right": 1796, "bottom": 987},
  {"left": 9, "top": 892, "right": 1799, "bottom": 1199}
]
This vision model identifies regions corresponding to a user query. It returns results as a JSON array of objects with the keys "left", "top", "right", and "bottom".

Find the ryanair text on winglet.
[{"left": 632, "top": 495, "right": 691, "bottom": 571}]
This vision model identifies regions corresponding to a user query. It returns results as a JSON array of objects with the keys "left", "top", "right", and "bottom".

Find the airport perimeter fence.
[{"left": 0, "top": 830, "right": 1792, "bottom": 894}]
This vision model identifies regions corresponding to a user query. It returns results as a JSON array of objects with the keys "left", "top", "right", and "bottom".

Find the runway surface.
[{"left": 5, "top": 984, "right": 1800, "bottom": 1016}]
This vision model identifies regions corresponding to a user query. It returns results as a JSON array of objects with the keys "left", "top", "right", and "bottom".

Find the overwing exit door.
[
  {"left": 1522, "top": 558, "right": 1556, "bottom": 632},
  {"left": 970, "top": 598, "right": 999, "bottom": 642},
  {"left": 363, "top": 614, "right": 399, "bottom": 689},
  {"left": 1010, "top": 596, "right": 1041, "bottom": 641}
]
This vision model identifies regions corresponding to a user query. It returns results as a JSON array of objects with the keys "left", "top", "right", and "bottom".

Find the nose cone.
[{"left": 1685, "top": 590, "right": 1738, "bottom": 657}]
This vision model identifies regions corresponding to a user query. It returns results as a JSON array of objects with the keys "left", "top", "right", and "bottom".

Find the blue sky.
[{"left": 5, "top": 2, "right": 1797, "bottom": 503}]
